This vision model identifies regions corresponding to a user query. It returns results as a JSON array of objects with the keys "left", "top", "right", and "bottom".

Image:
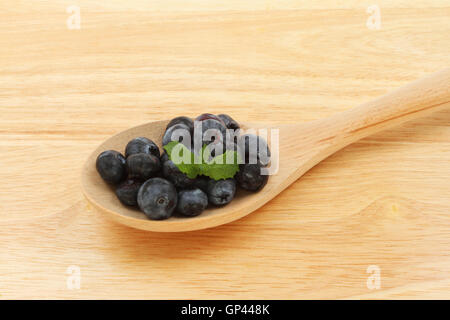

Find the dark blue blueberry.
[
  {"left": 236, "top": 163, "right": 268, "bottom": 192},
  {"left": 225, "top": 126, "right": 241, "bottom": 144},
  {"left": 193, "top": 176, "right": 211, "bottom": 193},
  {"left": 239, "top": 134, "right": 271, "bottom": 166},
  {"left": 176, "top": 188, "right": 208, "bottom": 217},
  {"left": 202, "top": 140, "right": 224, "bottom": 161},
  {"left": 204, "top": 141, "right": 242, "bottom": 160},
  {"left": 162, "top": 159, "right": 196, "bottom": 189},
  {"left": 160, "top": 151, "right": 169, "bottom": 163},
  {"left": 166, "top": 116, "right": 194, "bottom": 134},
  {"left": 115, "top": 179, "right": 143, "bottom": 206},
  {"left": 207, "top": 179, "right": 236, "bottom": 206},
  {"left": 126, "top": 153, "right": 161, "bottom": 181},
  {"left": 96, "top": 150, "right": 126, "bottom": 184},
  {"left": 162, "top": 123, "right": 191, "bottom": 147},
  {"left": 218, "top": 114, "right": 240, "bottom": 130},
  {"left": 195, "top": 113, "right": 225, "bottom": 125},
  {"left": 194, "top": 119, "right": 227, "bottom": 147},
  {"left": 125, "top": 137, "right": 160, "bottom": 159},
  {"left": 137, "top": 178, "right": 177, "bottom": 220}
]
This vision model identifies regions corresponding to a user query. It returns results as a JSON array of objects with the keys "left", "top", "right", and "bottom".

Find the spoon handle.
[{"left": 317, "top": 68, "right": 450, "bottom": 148}]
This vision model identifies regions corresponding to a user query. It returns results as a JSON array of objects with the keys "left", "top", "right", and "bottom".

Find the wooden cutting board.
[{"left": 0, "top": 1, "right": 449, "bottom": 299}]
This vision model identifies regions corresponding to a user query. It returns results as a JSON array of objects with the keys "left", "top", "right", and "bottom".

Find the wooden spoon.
[{"left": 82, "top": 69, "right": 450, "bottom": 232}]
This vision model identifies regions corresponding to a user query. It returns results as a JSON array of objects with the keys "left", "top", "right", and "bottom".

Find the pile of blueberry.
[{"left": 96, "top": 113, "right": 270, "bottom": 220}]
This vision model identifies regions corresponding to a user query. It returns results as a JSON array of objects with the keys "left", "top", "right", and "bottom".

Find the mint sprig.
[{"left": 163, "top": 141, "right": 240, "bottom": 180}]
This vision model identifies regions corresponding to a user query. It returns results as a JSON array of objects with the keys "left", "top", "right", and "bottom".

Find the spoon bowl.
[
  {"left": 82, "top": 120, "right": 286, "bottom": 232},
  {"left": 82, "top": 69, "right": 450, "bottom": 232}
]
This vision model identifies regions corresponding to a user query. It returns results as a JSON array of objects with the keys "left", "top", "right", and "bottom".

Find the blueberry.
[
  {"left": 166, "top": 116, "right": 194, "bottom": 134},
  {"left": 218, "top": 114, "right": 240, "bottom": 130},
  {"left": 96, "top": 150, "right": 126, "bottom": 184},
  {"left": 162, "top": 159, "right": 196, "bottom": 189},
  {"left": 193, "top": 176, "right": 211, "bottom": 193},
  {"left": 194, "top": 119, "right": 227, "bottom": 147},
  {"left": 203, "top": 141, "right": 242, "bottom": 162},
  {"left": 239, "top": 134, "right": 271, "bottom": 166},
  {"left": 207, "top": 179, "right": 236, "bottom": 206},
  {"left": 160, "top": 151, "right": 169, "bottom": 163},
  {"left": 137, "top": 178, "right": 177, "bottom": 220},
  {"left": 195, "top": 113, "right": 225, "bottom": 125},
  {"left": 225, "top": 125, "right": 241, "bottom": 144},
  {"left": 126, "top": 153, "right": 161, "bottom": 181},
  {"left": 207, "top": 142, "right": 244, "bottom": 157},
  {"left": 176, "top": 188, "right": 208, "bottom": 217},
  {"left": 236, "top": 163, "right": 268, "bottom": 192},
  {"left": 125, "top": 137, "right": 160, "bottom": 159},
  {"left": 202, "top": 140, "right": 224, "bottom": 160},
  {"left": 162, "top": 123, "right": 191, "bottom": 147},
  {"left": 115, "top": 179, "right": 143, "bottom": 206}
]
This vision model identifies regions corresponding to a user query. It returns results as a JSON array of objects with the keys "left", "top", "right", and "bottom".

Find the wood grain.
[{"left": 0, "top": 1, "right": 449, "bottom": 299}]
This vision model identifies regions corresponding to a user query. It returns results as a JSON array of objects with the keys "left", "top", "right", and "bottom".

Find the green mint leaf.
[
  {"left": 163, "top": 142, "right": 240, "bottom": 181},
  {"left": 200, "top": 149, "right": 240, "bottom": 180},
  {"left": 162, "top": 141, "right": 179, "bottom": 157}
]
